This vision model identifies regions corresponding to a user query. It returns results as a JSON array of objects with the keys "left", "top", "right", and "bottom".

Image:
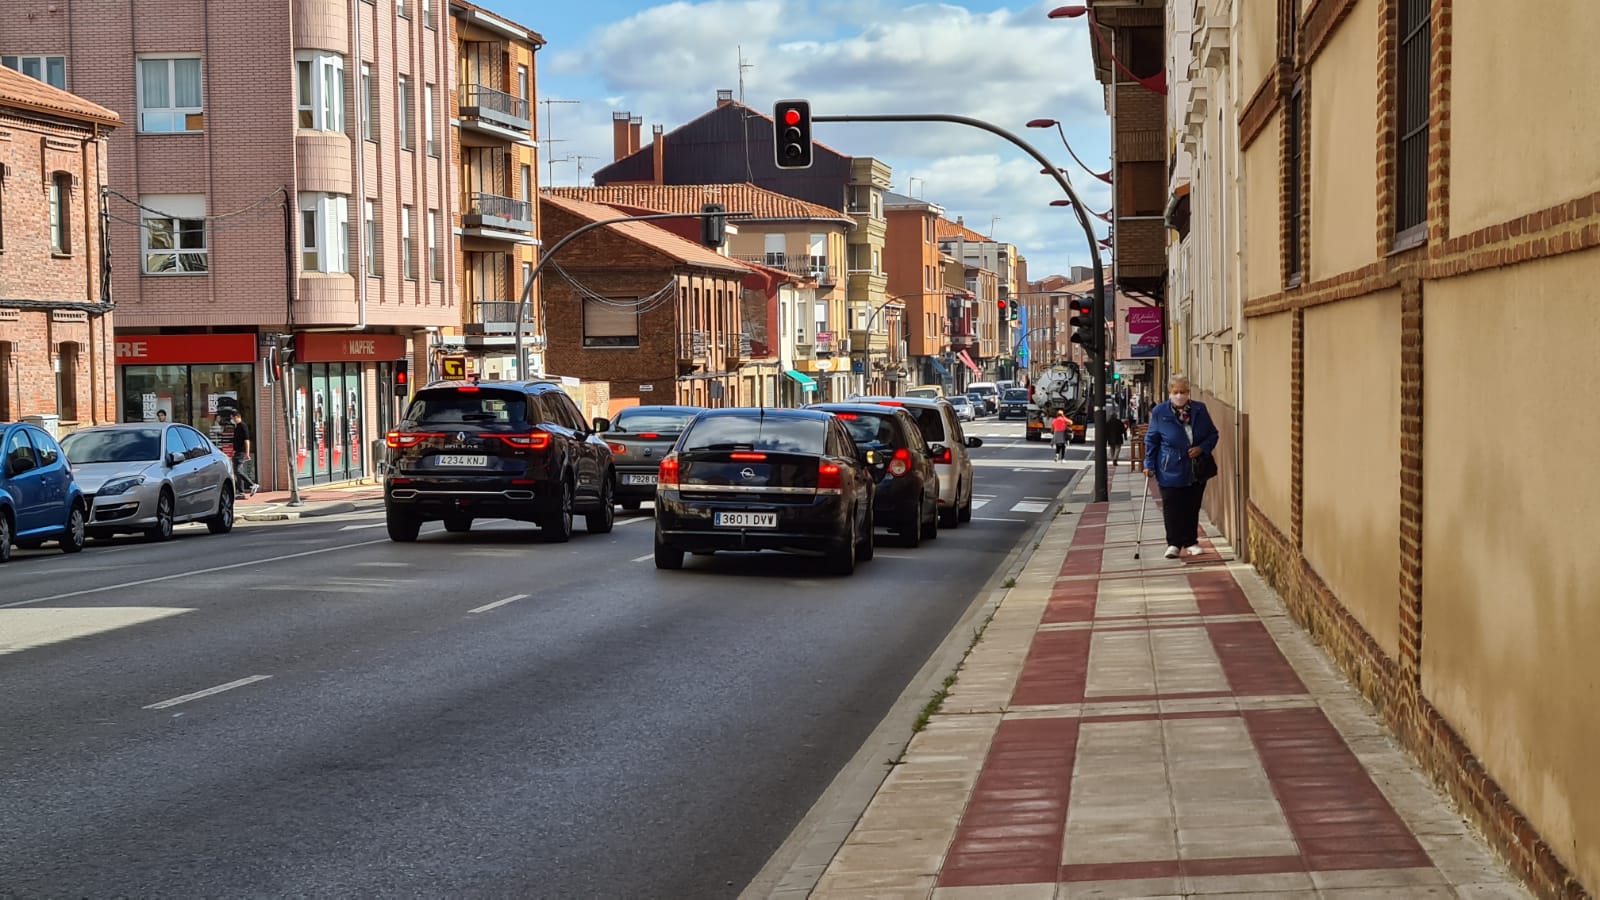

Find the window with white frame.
[
  {"left": 401, "top": 205, "right": 415, "bottom": 279},
  {"left": 808, "top": 233, "right": 827, "bottom": 276},
  {"left": 424, "top": 84, "right": 436, "bottom": 156},
  {"left": 763, "top": 232, "right": 785, "bottom": 267},
  {"left": 140, "top": 194, "right": 208, "bottom": 274},
  {"left": 2, "top": 55, "right": 65, "bottom": 89},
  {"left": 361, "top": 63, "right": 376, "bottom": 140},
  {"left": 422, "top": 0, "right": 433, "bottom": 26},
  {"left": 49, "top": 172, "right": 70, "bottom": 254},
  {"left": 397, "top": 75, "right": 412, "bottom": 149},
  {"left": 364, "top": 199, "right": 382, "bottom": 275},
  {"left": 396, "top": 0, "right": 407, "bottom": 17},
  {"left": 427, "top": 210, "right": 442, "bottom": 281},
  {"left": 137, "top": 56, "right": 203, "bottom": 132},
  {"left": 295, "top": 53, "right": 344, "bottom": 131},
  {"left": 517, "top": 65, "right": 529, "bottom": 100},
  {"left": 299, "top": 193, "right": 349, "bottom": 274},
  {"left": 520, "top": 165, "right": 532, "bottom": 201}
]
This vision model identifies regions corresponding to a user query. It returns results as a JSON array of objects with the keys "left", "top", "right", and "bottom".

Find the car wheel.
[
  {"left": 60, "top": 503, "right": 87, "bottom": 554},
  {"left": 387, "top": 510, "right": 422, "bottom": 542},
  {"left": 443, "top": 516, "right": 472, "bottom": 534},
  {"left": 856, "top": 505, "right": 874, "bottom": 562},
  {"left": 0, "top": 512, "right": 12, "bottom": 563},
  {"left": 921, "top": 494, "right": 940, "bottom": 540},
  {"left": 206, "top": 485, "right": 235, "bottom": 535},
  {"left": 542, "top": 479, "right": 574, "bottom": 543},
  {"left": 828, "top": 510, "right": 857, "bottom": 575},
  {"left": 586, "top": 476, "right": 615, "bottom": 534},
  {"left": 621, "top": 499, "right": 642, "bottom": 511},
  {"left": 959, "top": 487, "right": 974, "bottom": 523},
  {"left": 146, "top": 490, "right": 175, "bottom": 542},
  {"left": 900, "top": 503, "right": 922, "bottom": 548},
  {"left": 939, "top": 482, "right": 961, "bottom": 528},
  {"left": 654, "top": 535, "right": 684, "bottom": 570}
]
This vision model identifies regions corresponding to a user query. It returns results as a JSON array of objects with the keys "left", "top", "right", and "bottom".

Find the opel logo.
[{"left": 741, "top": 468, "right": 756, "bottom": 480}]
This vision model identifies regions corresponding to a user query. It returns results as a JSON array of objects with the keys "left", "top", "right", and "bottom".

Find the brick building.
[
  {"left": 883, "top": 192, "right": 948, "bottom": 388},
  {"left": 0, "top": 67, "right": 120, "bottom": 429},
  {"left": 539, "top": 194, "right": 751, "bottom": 411},
  {"left": 2, "top": 0, "right": 462, "bottom": 490}
]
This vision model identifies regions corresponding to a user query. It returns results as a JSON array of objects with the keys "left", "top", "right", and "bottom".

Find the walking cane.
[{"left": 1133, "top": 477, "right": 1150, "bottom": 560}]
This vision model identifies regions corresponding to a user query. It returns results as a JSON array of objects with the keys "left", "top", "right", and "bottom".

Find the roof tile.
[
  {"left": 0, "top": 67, "right": 120, "bottom": 126},
  {"left": 539, "top": 194, "right": 751, "bottom": 274},
  {"left": 546, "top": 184, "right": 850, "bottom": 224}
]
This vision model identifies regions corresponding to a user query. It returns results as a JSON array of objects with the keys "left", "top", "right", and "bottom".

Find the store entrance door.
[{"left": 294, "top": 362, "right": 366, "bottom": 486}]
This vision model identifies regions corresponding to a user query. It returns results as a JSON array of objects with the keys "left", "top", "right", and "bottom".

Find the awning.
[
  {"left": 957, "top": 350, "right": 982, "bottom": 375},
  {"left": 784, "top": 369, "right": 818, "bottom": 392},
  {"left": 930, "top": 357, "right": 950, "bottom": 377}
]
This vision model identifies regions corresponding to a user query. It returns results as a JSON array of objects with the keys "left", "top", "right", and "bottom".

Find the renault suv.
[{"left": 383, "top": 380, "right": 617, "bottom": 543}]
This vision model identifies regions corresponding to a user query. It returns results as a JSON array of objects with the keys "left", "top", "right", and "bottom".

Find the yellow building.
[{"left": 448, "top": 0, "right": 543, "bottom": 378}]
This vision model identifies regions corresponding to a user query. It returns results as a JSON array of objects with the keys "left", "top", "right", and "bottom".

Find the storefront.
[
  {"left": 114, "top": 334, "right": 260, "bottom": 449},
  {"left": 291, "top": 332, "right": 407, "bottom": 486}
]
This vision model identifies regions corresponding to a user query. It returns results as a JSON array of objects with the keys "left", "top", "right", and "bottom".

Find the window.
[
  {"left": 424, "top": 84, "right": 436, "bottom": 156},
  {"left": 1396, "top": 0, "right": 1430, "bottom": 238},
  {"left": 583, "top": 297, "right": 639, "bottom": 347},
  {"left": 422, "top": 0, "right": 433, "bottom": 26},
  {"left": 364, "top": 199, "right": 381, "bottom": 275},
  {"left": 140, "top": 194, "right": 207, "bottom": 274},
  {"left": 1, "top": 177, "right": 7, "bottom": 253},
  {"left": 300, "top": 193, "right": 349, "bottom": 273},
  {"left": 57, "top": 343, "right": 79, "bottom": 422},
  {"left": 808, "top": 233, "right": 827, "bottom": 276},
  {"left": 49, "top": 172, "right": 70, "bottom": 254},
  {"left": 763, "top": 233, "right": 786, "bottom": 267},
  {"left": 1284, "top": 82, "right": 1306, "bottom": 282},
  {"left": 397, "top": 75, "right": 412, "bottom": 149},
  {"left": 396, "top": 0, "right": 407, "bottom": 17},
  {"left": 401, "top": 205, "right": 415, "bottom": 279},
  {"left": 137, "top": 56, "right": 203, "bottom": 132},
  {"left": 517, "top": 65, "right": 529, "bottom": 100},
  {"left": 361, "top": 63, "right": 377, "bottom": 140},
  {"left": 2, "top": 54, "right": 66, "bottom": 89},
  {"left": 427, "top": 210, "right": 442, "bottom": 281},
  {"left": 296, "top": 53, "right": 344, "bottom": 131},
  {"left": 521, "top": 164, "right": 533, "bottom": 201}
]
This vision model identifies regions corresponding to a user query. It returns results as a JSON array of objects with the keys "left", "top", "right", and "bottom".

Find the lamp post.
[
  {"left": 1046, "top": 5, "right": 1168, "bottom": 95},
  {"left": 1027, "top": 119, "right": 1113, "bottom": 184}
]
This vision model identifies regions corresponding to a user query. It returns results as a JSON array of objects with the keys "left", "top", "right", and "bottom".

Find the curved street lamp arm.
[{"left": 1052, "top": 122, "right": 1113, "bottom": 184}]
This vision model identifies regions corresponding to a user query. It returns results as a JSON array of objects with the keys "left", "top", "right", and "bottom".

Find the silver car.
[
  {"left": 948, "top": 395, "right": 977, "bottom": 422},
  {"left": 59, "top": 423, "right": 237, "bottom": 541},
  {"left": 857, "top": 396, "right": 980, "bottom": 527}
]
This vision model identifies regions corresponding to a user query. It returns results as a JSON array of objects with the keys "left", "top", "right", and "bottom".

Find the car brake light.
[
  {"left": 729, "top": 452, "right": 767, "bottom": 461},
  {"left": 639, "top": 433, "right": 660, "bottom": 439},
  {"left": 492, "top": 432, "right": 551, "bottom": 450},
  {"left": 607, "top": 442, "right": 627, "bottom": 455},
  {"left": 457, "top": 386, "right": 480, "bottom": 393},
  {"left": 385, "top": 431, "right": 442, "bottom": 449},
  {"left": 834, "top": 413, "right": 859, "bottom": 420},
  {"left": 877, "top": 401, "right": 904, "bottom": 407},
  {"left": 889, "top": 448, "right": 912, "bottom": 477},
  {"left": 658, "top": 454, "right": 680, "bottom": 487},
  {"left": 817, "top": 462, "right": 842, "bottom": 492},
  {"left": 934, "top": 447, "right": 953, "bottom": 465}
]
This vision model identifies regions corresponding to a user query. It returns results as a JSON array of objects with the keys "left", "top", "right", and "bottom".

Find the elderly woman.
[{"left": 1143, "top": 375, "right": 1220, "bottom": 558}]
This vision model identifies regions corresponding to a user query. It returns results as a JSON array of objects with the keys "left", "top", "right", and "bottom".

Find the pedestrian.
[
  {"left": 229, "top": 411, "right": 258, "bottom": 497},
  {"left": 1105, "top": 410, "right": 1127, "bottom": 463},
  {"left": 1143, "top": 375, "right": 1219, "bottom": 559},
  {"left": 1051, "top": 408, "right": 1071, "bottom": 463}
]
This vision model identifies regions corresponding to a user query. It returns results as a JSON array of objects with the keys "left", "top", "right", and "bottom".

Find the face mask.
[{"left": 1170, "top": 393, "right": 1189, "bottom": 406}]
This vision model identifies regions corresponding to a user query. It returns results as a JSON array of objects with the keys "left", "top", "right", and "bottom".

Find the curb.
[
  {"left": 238, "top": 498, "right": 382, "bottom": 522},
  {"left": 742, "top": 465, "right": 1089, "bottom": 900}
]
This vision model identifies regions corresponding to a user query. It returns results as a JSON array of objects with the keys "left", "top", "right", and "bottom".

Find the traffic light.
[
  {"left": 700, "top": 203, "right": 726, "bottom": 248},
  {"left": 394, "top": 360, "right": 410, "bottom": 396},
  {"left": 997, "top": 299, "right": 1008, "bottom": 315},
  {"left": 1069, "top": 296, "right": 1101, "bottom": 358},
  {"left": 772, "top": 100, "right": 813, "bottom": 170},
  {"left": 1010, "top": 300, "right": 1020, "bottom": 322}
]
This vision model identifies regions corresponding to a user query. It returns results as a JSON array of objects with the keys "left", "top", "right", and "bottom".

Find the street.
[{"left": 0, "top": 419, "right": 1088, "bottom": 898}]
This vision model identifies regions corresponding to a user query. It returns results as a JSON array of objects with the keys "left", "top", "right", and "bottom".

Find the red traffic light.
[
  {"left": 396, "top": 372, "right": 407, "bottom": 384},
  {"left": 997, "top": 300, "right": 1007, "bottom": 310},
  {"left": 783, "top": 109, "right": 801, "bottom": 126}
]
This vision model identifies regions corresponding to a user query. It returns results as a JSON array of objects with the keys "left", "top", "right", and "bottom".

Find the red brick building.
[
  {"left": 0, "top": 67, "right": 120, "bottom": 429},
  {"left": 539, "top": 194, "right": 751, "bottom": 412}
]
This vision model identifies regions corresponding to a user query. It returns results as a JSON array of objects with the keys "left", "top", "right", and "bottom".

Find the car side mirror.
[
  {"left": 592, "top": 417, "right": 611, "bottom": 434},
  {"left": 966, "top": 436, "right": 984, "bottom": 448},
  {"left": 167, "top": 451, "right": 186, "bottom": 467},
  {"left": 860, "top": 448, "right": 877, "bottom": 466}
]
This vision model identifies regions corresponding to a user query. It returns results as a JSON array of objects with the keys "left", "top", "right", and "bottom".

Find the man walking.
[
  {"left": 230, "top": 411, "right": 257, "bottom": 497},
  {"left": 1105, "top": 410, "right": 1127, "bottom": 463}
]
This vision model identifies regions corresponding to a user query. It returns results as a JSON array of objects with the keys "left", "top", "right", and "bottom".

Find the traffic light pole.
[{"left": 813, "top": 113, "right": 1110, "bottom": 503}]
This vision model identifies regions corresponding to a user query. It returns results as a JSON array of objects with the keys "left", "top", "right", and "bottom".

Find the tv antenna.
[
  {"left": 988, "top": 216, "right": 1002, "bottom": 239},
  {"left": 539, "top": 98, "right": 581, "bottom": 185},
  {"left": 564, "top": 153, "right": 600, "bottom": 186},
  {"left": 739, "top": 45, "right": 756, "bottom": 181}
]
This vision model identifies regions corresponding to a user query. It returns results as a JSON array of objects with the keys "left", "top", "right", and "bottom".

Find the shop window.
[
  {"left": 141, "top": 193, "right": 208, "bottom": 274},
  {"left": 120, "top": 363, "right": 255, "bottom": 445},
  {"left": 57, "top": 342, "right": 79, "bottom": 421}
]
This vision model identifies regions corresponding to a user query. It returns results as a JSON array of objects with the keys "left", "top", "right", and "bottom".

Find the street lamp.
[
  {"left": 1046, "top": 6, "right": 1168, "bottom": 96},
  {"left": 1026, "top": 119, "right": 1113, "bottom": 184}
]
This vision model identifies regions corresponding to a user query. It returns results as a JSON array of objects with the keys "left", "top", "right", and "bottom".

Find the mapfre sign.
[{"left": 295, "top": 332, "right": 407, "bottom": 363}]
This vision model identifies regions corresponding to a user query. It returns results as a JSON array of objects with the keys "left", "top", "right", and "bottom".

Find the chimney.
[
  {"left": 628, "top": 116, "right": 643, "bottom": 155},
  {"left": 651, "top": 124, "right": 666, "bottom": 185},
  {"left": 612, "top": 111, "right": 632, "bottom": 161},
  {"left": 716, "top": 89, "right": 735, "bottom": 107}
]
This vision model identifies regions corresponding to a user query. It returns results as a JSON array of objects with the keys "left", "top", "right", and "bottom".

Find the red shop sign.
[
  {"left": 114, "top": 333, "right": 258, "bottom": 366},
  {"left": 296, "top": 332, "right": 408, "bottom": 363}
]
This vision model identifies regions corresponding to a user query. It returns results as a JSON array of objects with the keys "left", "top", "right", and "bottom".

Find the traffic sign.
[{"left": 441, "top": 356, "right": 467, "bottom": 380}]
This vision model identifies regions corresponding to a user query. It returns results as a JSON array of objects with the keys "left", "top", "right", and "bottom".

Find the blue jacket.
[{"left": 1143, "top": 400, "right": 1219, "bottom": 488}]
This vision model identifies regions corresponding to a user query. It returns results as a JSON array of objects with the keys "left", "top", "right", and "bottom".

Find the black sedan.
[
  {"left": 653, "top": 408, "right": 874, "bottom": 575},
  {"left": 808, "top": 403, "right": 939, "bottom": 547},
  {"left": 600, "top": 404, "right": 704, "bottom": 510}
]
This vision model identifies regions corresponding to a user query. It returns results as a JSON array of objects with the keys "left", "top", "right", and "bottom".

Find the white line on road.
[
  {"left": 616, "top": 515, "right": 652, "bottom": 526},
  {"left": 631, "top": 553, "right": 655, "bottom": 563},
  {"left": 970, "top": 499, "right": 990, "bottom": 510},
  {"left": 468, "top": 593, "right": 529, "bottom": 614},
  {"left": 973, "top": 516, "right": 1027, "bottom": 522},
  {"left": 1012, "top": 501, "right": 1049, "bottom": 513},
  {"left": 144, "top": 675, "right": 272, "bottom": 710},
  {"left": 339, "top": 522, "right": 388, "bottom": 531}
]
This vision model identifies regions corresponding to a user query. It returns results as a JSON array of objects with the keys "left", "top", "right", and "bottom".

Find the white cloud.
[{"left": 543, "top": 0, "right": 1117, "bottom": 276}]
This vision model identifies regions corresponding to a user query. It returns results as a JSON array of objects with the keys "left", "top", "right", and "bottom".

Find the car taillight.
[
  {"left": 386, "top": 431, "right": 442, "bottom": 449},
  {"left": 607, "top": 442, "right": 627, "bottom": 455},
  {"left": 658, "top": 455, "right": 680, "bottom": 487},
  {"left": 877, "top": 401, "right": 904, "bottom": 407},
  {"left": 639, "top": 433, "right": 660, "bottom": 439},
  {"left": 888, "top": 448, "right": 912, "bottom": 477},
  {"left": 834, "top": 413, "right": 858, "bottom": 420},
  {"left": 934, "top": 447, "right": 953, "bottom": 465},
  {"left": 492, "top": 432, "right": 552, "bottom": 450},
  {"left": 729, "top": 452, "right": 767, "bottom": 461},
  {"left": 817, "top": 462, "right": 842, "bottom": 492}
]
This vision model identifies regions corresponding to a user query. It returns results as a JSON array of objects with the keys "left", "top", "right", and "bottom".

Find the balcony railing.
[
  {"left": 459, "top": 82, "right": 532, "bottom": 133},
  {"left": 464, "top": 192, "right": 534, "bottom": 233},
  {"left": 467, "top": 300, "right": 535, "bottom": 335},
  {"left": 736, "top": 255, "right": 837, "bottom": 283},
  {"left": 679, "top": 330, "right": 708, "bottom": 360}
]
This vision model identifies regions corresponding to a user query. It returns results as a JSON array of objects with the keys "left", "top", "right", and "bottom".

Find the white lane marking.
[
  {"left": 616, "top": 515, "right": 652, "bottom": 526},
  {"left": 1012, "top": 501, "right": 1049, "bottom": 514},
  {"left": 355, "top": 561, "right": 411, "bottom": 567},
  {"left": 469, "top": 593, "right": 529, "bottom": 614},
  {"left": 974, "top": 516, "right": 1027, "bottom": 522},
  {"left": 1024, "top": 496, "right": 1054, "bottom": 501},
  {"left": 1, "top": 538, "right": 390, "bottom": 610},
  {"left": 340, "top": 522, "right": 388, "bottom": 531},
  {"left": 144, "top": 675, "right": 272, "bottom": 710},
  {"left": 970, "top": 499, "right": 990, "bottom": 510},
  {"left": 631, "top": 553, "right": 655, "bottom": 563}
]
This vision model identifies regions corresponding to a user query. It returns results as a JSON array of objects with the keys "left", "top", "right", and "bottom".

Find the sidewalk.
[
  {"left": 236, "top": 482, "right": 384, "bottom": 521},
  {"left": 802, "top": 467, "right": 1531, "bottom": 899}
]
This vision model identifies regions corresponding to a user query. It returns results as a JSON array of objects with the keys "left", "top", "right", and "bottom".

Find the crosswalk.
[{"left": 969, "top": 494, "right": 1056, "bottom": 516}]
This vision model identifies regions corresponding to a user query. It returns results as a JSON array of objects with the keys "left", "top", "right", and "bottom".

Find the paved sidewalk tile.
[{"left": 811, "top": 469, "right": 1532, "bottom": 900}]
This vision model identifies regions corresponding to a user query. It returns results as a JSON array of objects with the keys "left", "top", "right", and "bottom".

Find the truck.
[{"left": 1025, "top": 363, "right": 1091, "bottom": 443}]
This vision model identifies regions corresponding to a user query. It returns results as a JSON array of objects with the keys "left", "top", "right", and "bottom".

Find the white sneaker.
[
  {"left": 1164, "top": 546, "right": 1180, "bottom": 559},
  {"left": 1186, "top": 545, "right": 1203, "bottom": 557}
]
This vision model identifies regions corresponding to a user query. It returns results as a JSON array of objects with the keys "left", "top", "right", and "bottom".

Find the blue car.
[{"left": 1, "top": 422, "right": 88, "bottom": 563}]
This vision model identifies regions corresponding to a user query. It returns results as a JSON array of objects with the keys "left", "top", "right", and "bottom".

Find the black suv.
[
  {"left": 998, "top": 387, "right": 1031, "bottom": 420},
  {"left": 808, "top": 403, "right": 940, "bottom": 547},
  {"left": 383, "top": 380, "right": 616, "bottom": 542}
]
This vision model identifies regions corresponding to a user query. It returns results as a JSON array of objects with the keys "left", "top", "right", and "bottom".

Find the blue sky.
[{"left": 490, "top": 0, "right": 1115, "bottom": 278}]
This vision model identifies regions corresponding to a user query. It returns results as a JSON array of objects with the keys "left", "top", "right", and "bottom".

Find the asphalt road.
[{"left": 0, "top": 418, "right": 1090, "bottom": 899}]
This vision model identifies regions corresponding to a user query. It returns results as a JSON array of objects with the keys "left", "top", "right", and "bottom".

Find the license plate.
[
  {"left": 624, "top": 474, "right": 657, "bottom": 485},
  {"left": 436, "top": 455, "right": 487, "bottom": 467},
  {"left": 715, "top": 512, "right": 777, "bottom": 529}
]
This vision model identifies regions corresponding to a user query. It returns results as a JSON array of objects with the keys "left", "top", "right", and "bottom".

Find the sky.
[{"left": 491, "top": 0, "right": 1116, "bottom": 279}]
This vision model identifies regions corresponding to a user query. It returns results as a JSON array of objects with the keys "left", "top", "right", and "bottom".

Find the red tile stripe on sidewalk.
[
  {"left": 1043, "top": 580, "right": 1098, "bottom": 624},
  {"left": 938, "top": 717, "right": 1081, "bottom": 888},
  {"left": 1190, "top": 570, "right": 1255, "bottom": 616},
  {"left": 1207, "top": 621, "right": 1310, "bottom": 696},
  {"left": 1010, "top": 631, "right": 1093, "bottom": 706}
]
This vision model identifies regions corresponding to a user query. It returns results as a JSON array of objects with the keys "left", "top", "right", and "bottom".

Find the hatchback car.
[
  {"left": 600, "top": 404, "right": 704, "bottom": 510},
  {"left": 60, "top": 423, "right": 236, "bottom": 542},
  {"left": 858, "top": 397, "right": 981, "bottom": 527},
  {"left": 947, "top": 396, "right": 977, "bottom": 422},
  {"left": 383, "top": 380, "right": 617, "bottom": 542},
  {"left": 653, "top": 408, "right": 874, "bottom": 574},
  {"left": 0, "top": 422, "right": 87, "bottom": 562},
  {"left": 809, "top": 403, "right": 940, "bottom": 546}
]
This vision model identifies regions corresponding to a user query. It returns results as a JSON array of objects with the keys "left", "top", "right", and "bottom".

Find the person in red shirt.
[{"left": 1051, "top": 409, "right": 1071, "bottom": 462}]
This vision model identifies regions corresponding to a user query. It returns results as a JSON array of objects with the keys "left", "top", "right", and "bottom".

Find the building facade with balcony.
[
  {"left": 937, "top": 217, "right": 1023, "bottom": 378},
  {"left": 449, "top": 0, "right": 542, "bottom": 381},
  {"left": 940, "top": 254, "right": 980, "bottom": 390},
  {"left": 884, "top": 192, "right": 949, "bottom": 389},
  {"left": 0, "top": 68, "right": 121, "bottom": 430},
  {"left": 3, "top": 0, "right": 460, "bottom": 489}
]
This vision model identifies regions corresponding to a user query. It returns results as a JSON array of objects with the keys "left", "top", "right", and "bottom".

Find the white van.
[{"left": 967, "top": 382, "right": 999, "bottom": 414}]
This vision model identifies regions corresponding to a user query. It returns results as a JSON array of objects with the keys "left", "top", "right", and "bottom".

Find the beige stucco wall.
[
  {"left": 1244, "top": 136, "right": 1281, "bottom": 300},
  {"left": 1237, "top": 5, "right": 1278, "bottom": 99},
  {"left": 1422, "top": 250, "right": 1600, "bottom": 889},
  {"left": 1308, "top": 0, "right": 1378, "bottom": 282},
  {"left": 1449, "top": 5, "right": 1600, "bottom": 238},
  {"left": 1302, "top": 289, "right": 1401, "bottom": 658},
  {"left": 1245, "top": 311, "right": 1292, "bottom": 531}
]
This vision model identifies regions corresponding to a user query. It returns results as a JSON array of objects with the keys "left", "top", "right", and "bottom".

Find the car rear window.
[
  {"left": 900, "top": 407, "right": 946, "bottom": 443},
  {"left": 613, "top": 408, "right": 698, "bottom": 433},
  {"left": 682, "top": 415, "right": 826, "bottom": 453},
  {"left": 404, "top": 389, "right": 527, "bottom": 427},
  {"left": 830, "top": 412, "right": 902, "bottom": 447}
]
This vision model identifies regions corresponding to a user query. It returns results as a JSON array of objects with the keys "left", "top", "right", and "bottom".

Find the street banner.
[{"left": 1128, "top": 307, "right": 1164, "bottom": 358}]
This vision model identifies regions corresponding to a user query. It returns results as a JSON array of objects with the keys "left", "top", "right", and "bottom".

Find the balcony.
[
  {"left": 678, "top": 330, "right": 708, "bottom": 363},
  {"left": 459, "top": 82, "right": 533, "bottom": 145},
  {"left": 735, "top": 255, "right": 838, "bottom": 285},
  {"left": 463, "top": 193, "right": 536, "bottom": 243},
  {"left": 465, "top": 300, "right": 534, "bottom": 335}
]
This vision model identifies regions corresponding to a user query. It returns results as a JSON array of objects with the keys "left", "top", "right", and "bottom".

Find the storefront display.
[
  {"left": 115, "top": 334, "right": 258, "bottom": 447},
  {"left": 290, "top": 332, "right": 406, "bottom": 486}
]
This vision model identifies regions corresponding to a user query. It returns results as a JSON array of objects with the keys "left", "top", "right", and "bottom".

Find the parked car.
[
  {"left": 948, "top": 395, "right": 977, "bottom": 422},
  {"left": 809, "top": 403, "right": 940, "bottom": 546},
  {"left": 997, "top": 387, "right": 1032, "bottom": 420},
  {"left": 857, "top": 397, "right": 981, "bottom": 527},
  {"left": 600, "top": 404, "right": 704, "bottom": 510},
  {"left": 653, "top": 407, "right": 875, "bottom": 574},
  {"left": 0, "top": 422, "right": 88, "bottom": 562},
  {"left": 60, "top": 423, "right": 235, "bottom": 542},
  {"left": 383, "top": 380, "right": 617, "bottom": 542}
]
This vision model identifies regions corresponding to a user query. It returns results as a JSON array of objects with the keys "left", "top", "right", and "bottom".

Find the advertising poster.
[
  {"left": 1128, "top": 307, "right": 1165, "bottom": 359},
  {"left": 295, "top": 386, "right": 309, "bottom": 474},
  {"left": 330, "top": 386, "right": 343, "bottom": 469}
]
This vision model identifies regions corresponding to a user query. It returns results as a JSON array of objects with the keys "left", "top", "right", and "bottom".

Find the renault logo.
[
  {"left": 740, "top": 468, "right": 756, "bottom": 480},
  {"left": 456, "top": 432, "right": 467, "bottom": 443}
]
